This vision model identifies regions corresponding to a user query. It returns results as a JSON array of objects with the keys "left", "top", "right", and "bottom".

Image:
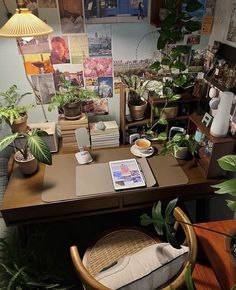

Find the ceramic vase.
[{"left": 210, "top": 91, "right": 234, "bottom": 137}]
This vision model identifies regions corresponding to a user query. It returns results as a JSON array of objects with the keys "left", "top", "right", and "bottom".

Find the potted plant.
[
  {"left": 159, "top": 131, "right": 197, "bottom": 159},
  {"left": 48, "top": 75, "right": 98, "bottom": 120},
  {"left": 0, "top": 85, "right": 35, "bottom": 133},
  {"left": 0, "top": 129, "right": 52, "bottom": 175},
  {"left": 120, "top": 73, "right": 163, "bottom": 121}
]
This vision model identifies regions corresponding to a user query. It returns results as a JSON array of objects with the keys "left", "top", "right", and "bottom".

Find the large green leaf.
[
  {"left": 149, "top": 61, "right": 161, "bottom": 71},
  {"left": 26, "top": 135, "right": 52, "bottom": 165},
  {"left": 165, "top": 0, "right": 176, "bottom": 11},
  {"left": 226, "top": 200, "right": 236, "bottom": 212},
  {"left": 161, "top": 57, "right": 172, "bottom": 66},
  {"left": 171, "top": 61, "right": 186, "bottom": 71},
  {"left": 165, "top": 198, "right": 178, "bottom": 217},
  {"left": 217, "top": 155, "right": 236, "bottom": 172},
  {"left": 184, "top": 20, "right": 202, "bottom": 32},
  {"left": 162, "top": 13, "right": 177, "bottom": 29},
  {"left": 174, "top": 74, "right": 187, "bottom": 87},
  {"left": 157, "top": 33, "right": 168, "bottom": 50},
  {"left": 172, "top": 45, "right": 191, "bottom": 55},
  {"left": 0, "top": 134, "right": 18, "bottom": 152},
  {"left": 212, "top": 179, "right": 236, "bottom": 196}
]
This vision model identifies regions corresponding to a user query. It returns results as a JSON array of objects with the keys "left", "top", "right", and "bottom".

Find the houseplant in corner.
[
  {"left": 48, "top": 75, "right": 98, "bottom": 120},
  {"left": 120, "top": 73, "right": 163, "bottom": 121},
  {"left": 0, "top": 85, "right": 35, "bottom": 133},
  {"left": 0, "top": 129, "right": 52, "bottom": 175}
]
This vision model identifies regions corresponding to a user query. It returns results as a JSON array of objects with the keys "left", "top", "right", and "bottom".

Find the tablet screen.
[{"left": 109, "top": 159, "right": 146, "bottom": 191}]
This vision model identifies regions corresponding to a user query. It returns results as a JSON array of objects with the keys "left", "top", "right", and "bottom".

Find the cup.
[{"left": 134, "top": 138, "right": 151, "bottom": 152}]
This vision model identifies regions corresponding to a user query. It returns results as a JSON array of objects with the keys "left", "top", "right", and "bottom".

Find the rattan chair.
[{"left": 70, "top": 207, "right": 197, "bottom": 290}]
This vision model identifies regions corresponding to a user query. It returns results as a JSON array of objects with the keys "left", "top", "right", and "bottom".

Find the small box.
[{"left": 29, "top": 122, "right": 59, "bottom": 153}]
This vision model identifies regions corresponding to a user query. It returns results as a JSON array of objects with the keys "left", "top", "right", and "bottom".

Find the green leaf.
[
  {"left": 174, "top": 74, "right": 187, "bottom": 87},
  {"left": 171, "top": 61, "right": 186, "bottom": 71},
  {"left": 157, "top": 33, "right": 168, "bottom": 50},
  {"left": 152, "top": 202, "right": 164, "bottom": 235},
  {"left": 217, "top": 155, "right": 236, "bottom": 172},
  {"left": 172, "top": 45, "right": 191, "bottom": 55},
  {"left": 180, "top": 12, "right": 192, "bottom": 21},
  {"left": 226, "top": 200, "right": 236, "bottom": 212},
  {"left": 140, "top": 213, "right": 153, "bottom": 226},
  {"left": 26, "top": 135, "right": 52, "bottom": 165},
  {"left": 165, "top": 224, "right": 181, "bottom": 249},
  {"left": 157, "top": 132, "right": 167, "bottom": 141},
  {"left": 212, "top": 179, "right": 236, "bottom": 196},
  {"left": 158, "top": 117, "right": 168, "bottom": 125},
  {"left": 185, "top": 20, "right": 202, "bottom": 32},
  {"left": 165, "top": 198, "right": 178, "bottom": 217},
  {"left": 185, "top": 1, "right": 203, "bottom": 12},
  {"left": 0, "top": 133, "right": 18, "bottom": 152},
  {"left": 162, "top": 13, "right": 177, "bottom": 29},
  {"left": 168, "top": 94, "right": 181, "bottom": 102},
  {"left": 149, "top": 61, "right": 161, "bottom": 71},
  {"left": 161, "top": 57, "right": 172, "bottom": 66}
]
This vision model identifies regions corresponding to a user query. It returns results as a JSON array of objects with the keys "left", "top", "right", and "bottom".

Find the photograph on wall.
[
  {"left": 24, "top": 0, "right": 38, "bottom": 15},
  {"left": 93, "top": 98, "right": 109, "bottom": 114},
  {"left": 69, "top": 34, "right": 89, "bottom": 64},
  {"left": 87, "top": 24, "right": 112, "bottom": 57},
  {"left": 31, "top": 74, "right": 55, "bottom": 104},
  {"left": 53, "top": 64, "right": 84, "bottom": 90},
  {"left": 205, "top": 0, "right": 216, "bottom": 16},
  {"left": 49, "top": 35, "right": 70, "bottom": 65},
  {"left": 58, "top": 0, "right": 84, "bottom": 33},
  {"left": 24, "top": 53, "right": 53, "bottom": 75},
  {"left": 38, "top": 0, "right": 57, "bottom": 8},
  {"left": 17, "top": 36, "right": 50, "bottom": 55},
  {"left": 113, "top": 58, "right": 151, "bottom": 77},
  {"left": 84, "top": 0, "right": 148, "bottom": 24},
  {"left": 186, "top": 34, "right": 200, "bottom": 45},
  {"left": 98, "top": 77, "right": 113, "bottom": 98},
  {"left": 189, "top": 48, "right": 206, "bottom": 71},
  {"left": 83, "top": 57, "right": 112, "bottom": 77},
  {"left": 227, "top": 0, "right": 236, "bottom": 42},
  {"left": 85, "top": 77, "right": 98, "bottom": 86}
]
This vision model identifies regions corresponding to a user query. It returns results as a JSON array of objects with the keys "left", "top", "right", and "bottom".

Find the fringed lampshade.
[{"left": 0, "top": 5, "right": 53, "bottom": 38}]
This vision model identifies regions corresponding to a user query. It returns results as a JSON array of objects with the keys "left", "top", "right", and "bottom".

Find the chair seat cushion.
[{"left": 95, "top": 243, "right": 188, "bottom": 290}]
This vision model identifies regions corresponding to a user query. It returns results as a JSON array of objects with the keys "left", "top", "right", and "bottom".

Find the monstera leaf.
[{"left": 140, "top": 198, "right": 181, "bottom": 249}]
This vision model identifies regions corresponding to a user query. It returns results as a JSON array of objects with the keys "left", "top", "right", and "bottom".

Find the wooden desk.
[
  {"left": 194, "top": 219, "right": 236, "bottom": 290},
  {"left": 0, "top": 146, "right": 218, "bottom": 226}
]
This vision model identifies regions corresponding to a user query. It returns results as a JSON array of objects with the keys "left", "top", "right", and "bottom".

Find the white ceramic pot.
[
  {"left": 210, "top": 91, "right": 234, "bottom": 137},
  {"left": 14, "top": 151, "right": 38, "bottom": 175}
]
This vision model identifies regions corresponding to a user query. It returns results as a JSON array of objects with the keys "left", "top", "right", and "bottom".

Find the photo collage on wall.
[{"left": 18, "top": 0, "right": 134, "bottom": 115}]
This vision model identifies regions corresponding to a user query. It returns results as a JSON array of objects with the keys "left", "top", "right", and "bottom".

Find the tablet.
[{"left": 109, "top": 159, "right": 146, "bottom": 191}]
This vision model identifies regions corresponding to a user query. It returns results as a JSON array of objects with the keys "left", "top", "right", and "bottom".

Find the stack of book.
[
  {"left": 89, "top": 120, "right": 120, "bottom": 149},
  {"left": 58, "top": 114, "right": 88, "bottom": 152}
]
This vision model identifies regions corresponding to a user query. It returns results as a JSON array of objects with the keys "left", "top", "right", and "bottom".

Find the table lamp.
[{"left": 0, "top": 0, "right": 54, "bottom": 122}]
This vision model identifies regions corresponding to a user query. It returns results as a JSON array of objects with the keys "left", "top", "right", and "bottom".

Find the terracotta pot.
[
  {"left": 63, "top": 100, "right": 81, "bottom": 120},
  {"left": 128, "top": 100, "right": 147, "bottom": 121},
  {"left": 14, "top": 151, "right": 38, "bottom": 175},
  {"left": 10, "top": 113, "right": 28, "bottom": 133}
]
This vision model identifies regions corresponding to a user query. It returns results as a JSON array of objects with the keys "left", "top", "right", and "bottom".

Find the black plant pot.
[{"left": 63, "top": 100, "right": 81, "bottom": 120}]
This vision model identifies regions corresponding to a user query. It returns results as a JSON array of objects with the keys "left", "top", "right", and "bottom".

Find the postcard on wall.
[
  {"left": 98, "top": 77, "right": 113, "bottom": 98},
  {"left": 83, "top": 57, "right": 112, "bottom": 77},
  {"left": 69, "top": 34, "right": 89, "bottom": 64},
  {"left": 58, "top": 0, "right": 84, "bottom": 33},
  {"left": 31, "top": 74, "right": 55, "bottom": 104},
  {"left": 24, "top": 0, "right": 38, "bottom": 15},
  {"left": 49, "top": 35, "right": 70, "bottom": 65},
  {"left": 38, "top": 0, "right": 57, "bottom": 8},
  {"left": 17, "top": 36, "right": 50, "bottom": 55},
  {"left": 53, "top": 64, "right": 84, "bottom": 90},
  {"left": 84, "top": 0, "right": 148, "bottom": 24},
  {"left": 81, "top": 98, "right": 109, "bottom": 115},
  {"left": 189, "top": 48, "right": 206, "bottom": 71},
  {"left": 87, "top": 24, "right": 112, "bottom": 57},
  {"left": 24, "top": 53, "right": 53, "bottom": 75}
]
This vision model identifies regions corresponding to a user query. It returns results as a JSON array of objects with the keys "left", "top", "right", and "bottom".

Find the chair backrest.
[{"left": 70, "top": 206, "right": 197, "bottom": 290}]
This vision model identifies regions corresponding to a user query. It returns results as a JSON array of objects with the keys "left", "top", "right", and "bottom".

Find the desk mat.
[{"left": 42, "top": 147, "right": 188, "bottom": 203}]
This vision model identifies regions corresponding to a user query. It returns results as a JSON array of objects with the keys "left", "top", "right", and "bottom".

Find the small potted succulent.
[
  {"left": 48, "top": 75, "right": 98, "bottom": 120},
  {"left": 120, "top": 73, "right": 163, "bottom": 121},
  {"left": 0, "top": 129, "right": 52, "bottom": 175},
  {"left": 0, "top": 85, "right": 35, "bottom": 133}
]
